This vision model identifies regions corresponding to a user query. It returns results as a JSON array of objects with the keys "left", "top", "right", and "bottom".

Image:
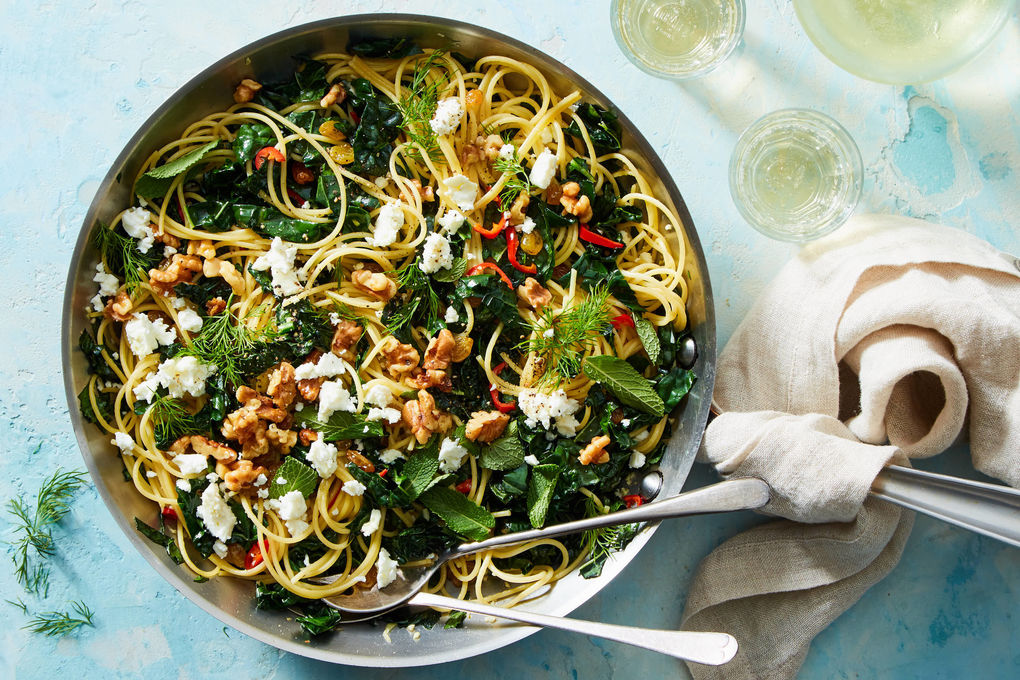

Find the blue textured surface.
[{"left": 1, "top": 1, "right": 1018, "bottom": 678}]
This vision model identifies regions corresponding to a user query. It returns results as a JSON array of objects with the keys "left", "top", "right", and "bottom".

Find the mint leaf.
[
  {"left": 135, "top": 141, "right": 219, "bottom": 199},
  {"left": 432, "top": 257, "right": 467, "bottom": 283},
  {"left": 634, "top": 318, "right": 661, "bottom": 365},
  {"left": 583, "top": 355, "right": 665, "bottom": 417},
  {"left": 527, "top": 464, "right": 560, "bottom": 528},
  {"left": 270, "top": 457, "right": 319, "bottom": 499},
  {"left": 419, "top": 486, "right": 495, "bottom": 541},
  {"left": 479, "top": 420, "right": 524, "bottom": 471},
  {"left": 292, "top": 409, "right": 384, "bottom": 440},
  {"left": 398, "top": 445, "right": 439, "bottom": 501}
]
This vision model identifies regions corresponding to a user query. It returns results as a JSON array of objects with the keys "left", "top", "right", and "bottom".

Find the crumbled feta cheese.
[
  {"left": 542, "top": 327, "right": 555, "bottom": 338},
  {"left": 369, "top": 202, "right": 404, "bottom": 247},
  {"left": 212, "top": 540, "right": 228, "bottom": 559},
  {"left": 568, "top": 102, "right": 579, "bottom": 113},
  {"left": 518, "top": 388, "right": 581, "bottom": 436},
  {"left": 307, "top": 439, "right": 339, "bottom": 478},
  {"left": 170, "top": 296, "right": 187, "bottom": 310},
  {"left": 90, "top": 294, "right": 104, "bottom": 313},
  {"left": 444, "top": 306, "right": 459, "bottom": 323},
  {"left": 498, "top": 143, "right": 516, "bottom": 161},
  {"left": 524, "top": 454, "right": 539, "bottom": 466},
  {"left": 132, "top": 374, "right": 159, "bottom": 403},
  {"left": 442, "top": 174, "right": 478, "bottom": 211},
  {"left": 267, "top": 490, "right": 309, "bottom": 536},
  {"left": 153, "top": 355, "right": 216, "bottom": 399},
  {"left": 629, "top": 450, "right": 646, "bottom": 468},
  {"left": 437, "top": 437, "right": 468, "bottom": 473},
  {"left": 419, "top": 232, "right": 453, "bottom": 274},
  {"left": 112, "top": 431, "right": 135, "bottom": 454},
  {"left": 318, "top": 380, "right": 356, "bottom": 421},
  {"left": 124, "top": 313, "right": 177, "bottom": 358},
  {"left": 195, "top": 483, "right": 236, "bottom": 541},
  {"left": 437, "top": 209, "right": 466, "bottom": 234},
  {"left": 519, "top": 216, "right": 537, "bottom": 234},
  {"left": 254, "top": 473, "right": 268, "bottom": 487},
  {"left": 294, "top": 402, "right": 304, "bottom": 411},
  {"left": 364, "top": 383, "right": 392, "bottom": 408},
  {"left": 621, "top": 418, "right": 631, "bottom": 428},
  {"left": 257, "top": 487, "right": 269, "bottom": 499},
  {"left": 146, "top": 470, "right": 157, "bottom": 478},
  {"left": 176, "top": 479, "right": 191, "bottom": 492},
  {"left": 376, "top": 547, "right": 398, "bottom": 588},
  {"left": 121, "top": 207, "right": 155, "bottom": 253},
  {"left": 366, "top": 407, "right": 402, "bottom": 424},
  {"left": 163, "top": 245, "right": 177, "bottom": 258},
  {"left": 93, "top": 262, "right": 119, "bottom": 297},
  {"left": 528, "top": 149, "right": 557, "bottom": 189},
  {"left": 178, "top": 308, "right": 203, "bottom": 333},
  {"left": 329, "top": 312, "right": 342, "bottom": 325},
  {"left": 540, "top": 127, "right": 554, "bottom": 145},
  {"left": 634, "top": 429, "right": 650, "bottom": 443},
  {"left": 361, "top": 508, "right": 382, "bottom": 537},
  {"left": 379, "top": 449, "right": 405, "bottom": 464},
  {"left": 293, "top": 352, "right": 347, "bottom": 380},
  {"left": 429, "top": 96, "right": 465, "bottom": 136},
  {"left": 342, "top": 479, "right": 366, "bottom": 497},
  {"left": 374, "top": 175, "right": 390, "bottom": 189},
  {"left": 173, "top": 453, "right": 209, "bottom": 477},
  {"left": 251, "top": 237, "right": 305, "bottom": 297},
  {"left": 206, "top": 471, "right": 220, "bottom": 483}
]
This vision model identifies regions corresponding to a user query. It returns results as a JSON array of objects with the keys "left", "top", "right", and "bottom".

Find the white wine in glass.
[{"left": 793, "top": 0, "right": 1016, "bottom": 84}]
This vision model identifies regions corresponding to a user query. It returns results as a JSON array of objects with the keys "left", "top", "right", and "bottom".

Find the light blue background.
[{"left": 1, "top": 1, "right": 1017, "bottom": 678}]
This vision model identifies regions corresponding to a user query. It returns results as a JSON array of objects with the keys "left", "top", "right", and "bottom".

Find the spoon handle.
[
  {"left": 410, "top": 591, "right": 738, "bottom": 665},
  {"left": 452, "top": 478, "right": 770, "bottom": 557}
]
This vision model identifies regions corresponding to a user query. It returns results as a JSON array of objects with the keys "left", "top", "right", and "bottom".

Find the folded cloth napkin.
[{"left": 680, "top": 214, "right": 1020, "bottom": 679}]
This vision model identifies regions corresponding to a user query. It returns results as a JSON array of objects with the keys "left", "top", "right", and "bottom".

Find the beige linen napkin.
[{"left": 681, "top": 214, "right": 1020, "bottom": 679}]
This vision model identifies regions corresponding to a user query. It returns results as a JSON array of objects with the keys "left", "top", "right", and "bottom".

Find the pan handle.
[{"left": 870, "top": 465, "right": 1020, "bottom": 548}]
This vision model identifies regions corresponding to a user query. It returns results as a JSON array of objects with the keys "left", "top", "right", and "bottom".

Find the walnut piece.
[
  {"left": 266, "top": 424, "right": 297, "bottom": 455},
  {"left": 222, "top": 405, "right": 268, "bottom": 459},
  {"left": 266, "top": 362, "right": 296, "bottom": 409},
  {"left": 149, "top": 254, "right": 202, "bottom": 296},
  {"left": 298, "top": 428, "right": 318, "bottom": 446},
  {"left": 422, "top": 329, "right": 455, "bottom": 371},
  {"left": 205, "top": 297, "right": 227, "bottom": 316},
  {"left": 151, "top": 224, "right": 180, "bottom": 249},
  {"left": 579, "top": 434, "right": 611, "bottom": 465},
  {"left": 402, "top": 389, "right": 452, "bottom": 444},
  {"left": 464, "top": 410, "right": 511, "bottom": 443},
  {"left": 233, "top": 78, "right": 262, "bottom": 104},
  {"left": 351, "top": 269, "right": 397, "bottom": 301},
  {"left": 320, "top": 83, "right": 346, "bottom": 108},
  {"left": 221, "top": 459, "right": 269, "bottom": 493},
  {"left": 517, "top": 277, "right": 552, "bottom": 310},
  {"left": 187, "top": 239, "right": 217, "bottom": 259},
  {"left": 105, "top": 290, "right": 133, "bottom": 321},
  {"left": 383, "top": 341, "right": 420, "bottom": 378},
  {"left": 559, "top": 181, "right": 594, "bottom": 223},
  {"left": 297, "top": 350, "right": 325, "bottom": 401},
  {"left": 331, "top": 320, "right": 363, "bottom": 358},
  {"left": 402, "top": 178, "right": 435, "bottom": 203},
  {"left": 190, "top": 435, "right": 237, "bottom": 463},
  {"left": 482, "top": 134, "right": 504, "bottom": 161},
  {"left": 203, "top": 257, "right": 245, "bottom": 295},
  {"left": 222, "top": 386, "right": 294, "bottom": 458},
  {"left": 509, "top": 192, "right": 530, "bottom": 225}
]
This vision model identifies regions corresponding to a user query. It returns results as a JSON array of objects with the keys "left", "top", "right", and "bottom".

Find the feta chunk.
[
  {"left": 124, "top": 313, "right": 177, "bottom": 358},
  {"left": 293, "top": 352, "right": 347, "bottom": 380},
  {"left": 212, "top": 540, "right": 228, "bottom": 559},
  {"left": 318, "top": 380, "right": 356, "bottom": 421},
  {"left": 369, "top": 202, "right": 404, "bottom": 247},
  {"left": 519, "top": 216, "right": 537, "bottom": 234},
  {"left": 437, "top": 437, "right": 468, "bottom": 473},
  {"left": 361, "top": 508, "right": 382, "bottom": 537},
  {"left": 153, "top": 355, "right": 215, "bottom": 399},
  {"left": 176, "top": 479, "right": 191, "bottom": 492},
  {"left": 267, "top": 490, "right": 309, "bottom": 536},
  {"left": 529, "top": 149, "right": 557, "bottom": 189},
  {"left": 524, "top": 454, "right": 539, "bottom": 466},
  {"left": 341, "top": 479, "right": 366, "bottom": 497},
  {"left": 429, "top": 96, "right": 464, "bottom": 136},
  {"left": 442, "top": 174, "right": 478, "bottom": 211},
  {"left": 629, "top": 450, "right": 646, "bottom": 468},
  {"left": 437, "top": 209, "right": 465, "bottom": 234},
  {"left": 195, "top": 483, "right": 236, "bottom": 542},
  {"left": 251, "top": 237, "right": 305, "bottom": 297},
  {"left": 121, "top": 207, "right": 155, "bottom": 253},
  {"left": 376, "top": 547, "right": 399, "bottom": 588},
  {"left": 444, "top": 306, "right": 459, "bottom": 323},
  {"left": 379, "top": 448, "right": 405, "bottom": 464},
  {"left": 366, "top": 407, "right": 402, "bottom": 424},
  {"left": 93, "top": 262, "right": 119, "bottom": 297},
  {"left": 111, "top": 431, "right": 135, "bottom": 454},
  {"left": 498, "top": 143, "right": 516, "bottom": 161},
  {"left": 364, "top": 383, "right": 392, "bottom": 408},
  {"left": 307, "top": 439, "right": 339, "bottom": 478},
  {"left": 518, "top": 388, "right": 581, "bottom": 435},
  {"left": 173, "top": 453, "right": 209, "bottom": 477},
  {"left": 177, "top": 308, "right": 203, "bottom": 333},
  {"left": 419, "top": 232, "right": 453, "bottom": 274}
]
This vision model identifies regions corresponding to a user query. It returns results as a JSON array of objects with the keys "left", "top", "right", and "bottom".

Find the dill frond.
[
  {"left": 148, "top": 394, "right": 203, "bottom": 445},
  {"left": 22, "top": 601, "right": 95, "bottom": 637},
  {"left": 7, "top": 469, "right": 88, "bottom": 594},
  {"left": 177, "top": 302, "right": 276, "bottom": 386},
  {"left": 493, "top": 146, "right": 531, "bottom": 208},
  {"left": 90, "top": 221, "right": 157, "bottom": 293},
  {"left": 397, "top": 50, "right": 450, "bottom": 163},
  {"left": 6, "top": 598, "right": 28, "bottom": 614},
  {"left": 521, "top": 283, "right": 612, "bottom": 382},
  {"left": 385, "top": 261, "right": 441, "bottom": 335},
  {"left": 580, "top": 495, "right": 639, "bottom": 574}
]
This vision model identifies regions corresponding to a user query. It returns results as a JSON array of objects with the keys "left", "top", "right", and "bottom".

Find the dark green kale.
[
  {"left": 565, "top": 103, "right": 622, "bottom": 154},
  {"left": 345, "top": 78, "right": 404, "bottom": 177}
]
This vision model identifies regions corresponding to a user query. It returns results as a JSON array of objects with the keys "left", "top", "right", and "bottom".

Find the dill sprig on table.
[
  {"left": 7, "top": 468, "right": 89, "bottom": 594},
  {"left": 522, "top": 283, "right": 612, "bottom": 382},
  {"left": 398, "top": 49, "right": 450, "bottom": 163},
  {"left": 22, "top": 600, "right": 95, "bottom": 637},
  {"left": 493, "top": 146, "right": 531, "bottom": 208}
]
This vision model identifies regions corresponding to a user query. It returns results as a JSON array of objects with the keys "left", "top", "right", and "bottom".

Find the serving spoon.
[{"left": 312, "top": 477, "right": 770, "bottom": 665}]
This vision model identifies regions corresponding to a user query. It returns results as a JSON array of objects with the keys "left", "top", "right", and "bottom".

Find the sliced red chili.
[
  {"left": 623, "top": 494, "right": 644, "bottom": 508},
  {"left": 349, "top": 109, "right": 361, "bottom": 126},
  {"left": 244, "top": 541, "right": 266, "bottom": 570},
  {"left": 466, "top": 262, "right": 514, "bottom": 290},
  {"left": 611, "top": 313, "right": 635, "bottom": 330},
  {"left": 379, "top": 469, "right": 388, "bottom": 478},
  {"left": 505, "top": 226, "right": 538, "bottom": 274},
  {"left": 253, "top": 145, "right": 285, "bottom": 170},
  {"left": 161, "top": 506, "right": 177, "bottom": 521},
  {"left": 578, "top": 224, "right": 624, "bottom": 249},
  {"left": 488, "top": 361, "right": 516, "bottom": 413},
  {"left": 286, "top": 187, "right": 304, "bottom": 205},
  {"left": 474, "top": 211, "right": 509, "bottom": 239},
  {"left": 455, "top": 479, "right": 473, "bottom": 494}
]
